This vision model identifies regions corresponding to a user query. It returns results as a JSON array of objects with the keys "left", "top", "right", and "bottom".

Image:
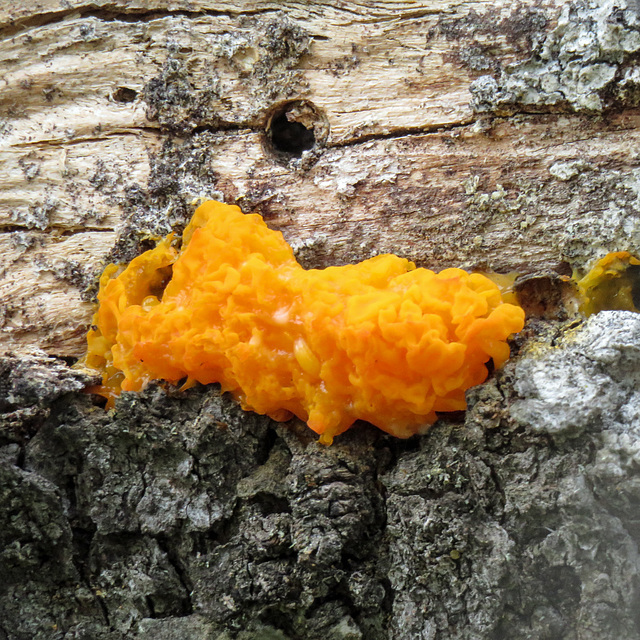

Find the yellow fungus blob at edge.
[
  {"left": 575, "top": 251, "right": 640, "bottom": 316},
  {"left": 82, "top": 201, "right": 526, "bottom": 444}
]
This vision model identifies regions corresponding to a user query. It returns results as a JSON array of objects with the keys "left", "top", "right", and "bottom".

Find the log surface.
[
  {"left": 3, "top": 3, "right": 640, "bottom": 640},
  {"left": 3, "top": 0, "right": 640, "bottom": 355}
]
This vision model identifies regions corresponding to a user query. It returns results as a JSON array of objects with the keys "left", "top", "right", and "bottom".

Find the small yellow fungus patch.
[
  {"left": 82, "top": 201, "right": 525, "bottom": 444},
  {"left": 575, "top": 251, "right": 640, "bottom": 316}
]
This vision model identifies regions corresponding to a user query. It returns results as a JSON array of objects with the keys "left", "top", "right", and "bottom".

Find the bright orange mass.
[{"left": 83, "top": 200, "right": 525, "bottom": 444}]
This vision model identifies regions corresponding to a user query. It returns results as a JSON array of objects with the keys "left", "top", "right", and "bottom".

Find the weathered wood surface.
[
  {"left": 4, "top": 5, "right": 640, "bottom": 640},
  {"left": 2, "top": 0, "right": 640, "bottom": 356}
]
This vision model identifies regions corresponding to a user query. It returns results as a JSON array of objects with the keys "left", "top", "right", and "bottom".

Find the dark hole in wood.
[
  {"left": 268, "top": 109, "right": 316, "bottom": 156},
  {"left": 113, "top": 87, "right": 138, "bottom": 103}
]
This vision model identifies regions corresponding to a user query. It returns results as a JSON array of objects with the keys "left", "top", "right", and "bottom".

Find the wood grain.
[{"left": 2, "top": 0, "right": 639, "bottom": 356}]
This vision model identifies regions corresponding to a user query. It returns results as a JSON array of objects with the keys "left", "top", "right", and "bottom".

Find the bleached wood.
[
  {"left": 2, "top": 0, "right": 637, "bottom": 356},
  {"left": 0, "top": 231, "right": 116, "bottom": 353}
]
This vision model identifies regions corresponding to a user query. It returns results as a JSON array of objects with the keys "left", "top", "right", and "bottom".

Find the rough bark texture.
[{"left": 2, "top": 1, "right": 640, "bottom": 639}]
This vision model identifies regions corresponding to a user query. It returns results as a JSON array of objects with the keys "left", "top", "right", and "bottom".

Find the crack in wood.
[
  {"left": 0, "top": 225, "right": 115, "bottom": 235},
  {"left": 0, "top": 6, "right": 278, "bottom": 39},
  {"left": 329, "top": 117, "right": 477, "bottom": 147}
]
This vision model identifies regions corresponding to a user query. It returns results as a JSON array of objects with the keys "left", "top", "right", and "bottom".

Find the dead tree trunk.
[{"left": 2, "top": 2, "right": 640, "bottom": 639}]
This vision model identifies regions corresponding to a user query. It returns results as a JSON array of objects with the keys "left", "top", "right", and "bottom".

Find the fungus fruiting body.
[
  {"left": 575, "top": 251, "right": 640, "bottom": 315},
  {"left": 82, "top": 201, "right": 525, "bottom": 444}
]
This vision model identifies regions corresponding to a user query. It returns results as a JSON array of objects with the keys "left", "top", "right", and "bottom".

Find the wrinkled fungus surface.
[{"left": 82, "top": 201, "right": 525, "bottom": 444}]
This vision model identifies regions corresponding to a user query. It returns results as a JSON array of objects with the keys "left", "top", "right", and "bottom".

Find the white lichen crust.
[{"left": 471, "top": 0, "right": 640, "bottom": 112}]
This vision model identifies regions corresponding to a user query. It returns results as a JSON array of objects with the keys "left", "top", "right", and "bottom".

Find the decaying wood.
[
  {"left": 2, "top": 0, "right": 640, "bottom": 356},
  {"left": 4, "top": 4, "right": 640, "bottom": 640}
]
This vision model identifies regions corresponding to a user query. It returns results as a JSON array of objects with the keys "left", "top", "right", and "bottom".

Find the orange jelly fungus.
[{"left": 82, "top": 201, "right": 525, "bottom": 444}]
